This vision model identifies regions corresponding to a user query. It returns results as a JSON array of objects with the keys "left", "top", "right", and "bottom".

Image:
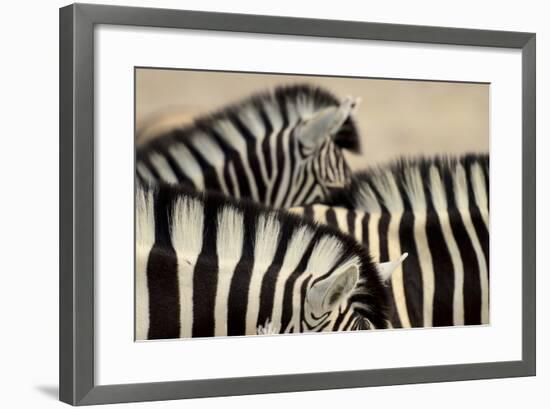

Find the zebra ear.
[
  {"left": 377, "top": 253, "right": 408, "bottom": 282},
  {"left": 306, "top": 264, "right": 360, "bottom": 315},
  {"left": 298, "top": 96, "right": 360, "bottom": 148}
]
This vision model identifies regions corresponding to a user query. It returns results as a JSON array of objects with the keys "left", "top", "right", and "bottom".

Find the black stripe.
[
  {"left": 191, "top": 197, "right": 219, "bottom": 337},
  {"left": 449, "top": 211, "right": 482, "bottom": 325},
  {"left": 425, "top": 213, "right": 455, "bottom": 327},
  {"left": 227, "top": 210, "right": 257, "bottom": 336},
  {"left": 325, "top": 208, "right": 338, "bottom": 229},
  {"left": 398, "top": 211, "right": 424, "bottom": 327},
  {"left": 280, "top": 133, "right": 298, "bottom": 206},
  {"left": 420, "top": 165, "right": 455, "bottom": 327},
  {"left": 298, "top": 276, "right": 313, "bottom": 333},
  {"left": 147, "top": 188, "right": 180, "bottom": 340},
  {"left": 256, "top": 220, "right": 294, "bottom": 329},
  {"left": 270, "top": 94, "right": 289, "bottom": 204},
  {"left": 303, "top": 205, "right": 314, "bottom": 222},
  {"left": 361, "top": 213, "right": 370, "bottom": 249},
  {"left": 481, "top": 157, "right": 490, "bottom": 208},
  {"left": 258, "top": 105, "right": 274, "bottom": 179},
  {"left": 332, "top": 303, "right": 352, "bottom": 332},
  {"left": 393, "top": 179, "right": 424, "bottom": 328},
  {"left": 280, "top": 234, "right": 318, "bottom": 332},
  {"left": 228, "top": 113, "right": 267, "bottom": 202},
  {"left": 347, "top": 210, "right": 355, "bottom": 238}
]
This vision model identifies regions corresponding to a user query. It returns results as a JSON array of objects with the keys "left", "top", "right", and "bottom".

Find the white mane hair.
[{"left": 347, "top": 154, "right": 489, "bottom": 215}]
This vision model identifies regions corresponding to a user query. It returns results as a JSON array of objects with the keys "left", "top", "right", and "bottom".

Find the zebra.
[
  {"left": 136, "top": 84, "right": 361, "bottom": 209},
  {"left": 136, "top": 182, "right": 407, "bottom": 340},
  {"left": 291, "top": 154, "right": 489, "bottom": 329}
]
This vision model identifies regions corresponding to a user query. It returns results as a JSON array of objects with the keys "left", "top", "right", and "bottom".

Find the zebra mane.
[
  {"left": 142, "top": 83, "right": 360, "bottom": 153},
  {"left": 138, "top": 180, "right": 374, "bottom": 262},
  {"left": 344, "top": 153, "right": 489, "bottom": 214}
]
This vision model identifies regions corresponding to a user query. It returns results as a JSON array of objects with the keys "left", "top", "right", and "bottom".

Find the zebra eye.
[{"left": 356, "top": 318, "right": 370, "bottom": 331}]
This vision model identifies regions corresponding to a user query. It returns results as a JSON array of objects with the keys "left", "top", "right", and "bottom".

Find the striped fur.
[
  {"left": 292, "top": 154, "right": 490, "bottom": 328},
  {"left": 136, "top": 183, "right": 389, "bottom": 340},
  {"left": 136, "top": 84, "right": 360, "bottom": 208}
]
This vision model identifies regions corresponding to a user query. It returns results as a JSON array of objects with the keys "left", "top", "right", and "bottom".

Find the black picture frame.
[{"left": 59, "top": 3, "right": 536, "bottom": 405}]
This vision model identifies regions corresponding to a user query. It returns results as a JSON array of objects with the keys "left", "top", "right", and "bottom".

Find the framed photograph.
[{"left": 59, "top": 3, "right": 536, "bottom": 405}]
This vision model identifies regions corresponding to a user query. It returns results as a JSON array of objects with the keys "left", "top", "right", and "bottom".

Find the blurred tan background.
[{"left": 136, "top": 69, "right": 489, "bottom": 169}]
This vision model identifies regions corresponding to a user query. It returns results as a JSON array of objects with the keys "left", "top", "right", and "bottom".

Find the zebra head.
[
  {"left": 136, "top": 84, "right": 361, "bottom": 208},
  {"left": 286, "top": 91, "right": 361, "bottom": 206},
  {"left": 137, "top": 183, "right": 405, "bottom": 339},
  {"left": 298, "top": 242, "right": 406, "bottom": 333}
]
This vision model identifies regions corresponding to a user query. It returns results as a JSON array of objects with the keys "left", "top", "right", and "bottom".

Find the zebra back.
[
  {"left": 292, "top": 154, "right": 490, "bottom": 329},
  {"left": 136, "top": 84, "right": 360, "bottom": 208},
  {"left": 136, "top": 182, "right": 391, "bottom": 340}
]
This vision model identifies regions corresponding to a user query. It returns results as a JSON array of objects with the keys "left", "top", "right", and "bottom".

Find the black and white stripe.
[
  {"left": 292, "top": 154, "right": 490, "bottom": 329},
  {"left": 136, "top": 85, "right": 360, "bottom": 208},
  {"left": 136, "top": 183, "right": 391, "bottom": 340}
]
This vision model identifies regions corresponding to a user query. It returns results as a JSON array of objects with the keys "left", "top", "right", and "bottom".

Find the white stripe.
[
  {"left": 289, "top": 207, "right": 303, "bottom": 216},
  {"left": 245, "top": 214, "right": 281, "bottom": 334},
  {"left": 272, "top": 127, "right": 294, "bottom": 208},
  {"left": 170, "top": 194, "right": 205, "bottom": 339},
  {"left": 471, "top": 162, "right": 489, "bottom": 230},
  {"left": 282, "top": 141, "right": 304, "bottom": 208},
  {"left": 368, "top": 213, "right": 381, "bottom": 264},
  {"left": 412, "top": 215, "right": 435, "bottom": 327},
  {"left": 214, "top": 119, "right": 260, "bottom": 201},
  {"left": 228, "top": 162, "right": 240, "bottom": 198},
  {"left": 313, "top": 204, "right": 328, "bottom": 225},
  {"left": 189, "top": 132, "right": 230, "bottom": 194},
  {"left": 149, "top": 153, "right": 178, "bottom": 184},
  {"left": 273, "top": 100, "right": 300, "bottom": 207},
  {"left": 263, "top": 100, "right": 284, "bottom": 203},
  {"left": 135, "top": 188, "right": 155, "bottom": 340},
  {"left": 214, "top": 206, "right": 244, "bottom": 336},
  {"left": 354, "top": 211, "right": 363, "bottom": 243},
  {"left": 168, "top": 143, "right": 205, "bottom": 189},
  {"left": 335, "top": 208, "right": 349, "bottom": 234},
  {"left": 292, "top": 163, "right": 316, "bottom": 205},
  {"left": 429, "top": 165, "right": 465, "bottom": 326},
  {"left": 387, "top": 212, "right": 411, "bottom": 328}
]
